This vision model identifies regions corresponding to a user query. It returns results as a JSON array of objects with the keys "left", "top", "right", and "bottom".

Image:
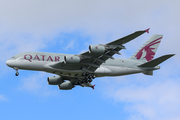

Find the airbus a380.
[{"left": 6, "top": 29, "right": 174, "bottom": 90}]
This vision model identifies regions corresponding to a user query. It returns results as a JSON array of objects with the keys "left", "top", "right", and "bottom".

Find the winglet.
[
  {"left": 92, "top": 84, "right": 95, "bottom": 89},
  {"left": 145, "top": 28, "right": 150, "bottom": 33}
]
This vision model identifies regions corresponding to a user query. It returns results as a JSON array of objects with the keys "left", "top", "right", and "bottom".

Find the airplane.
[{"left": 6, "top": 28, "right": 175, "bottom": 90}]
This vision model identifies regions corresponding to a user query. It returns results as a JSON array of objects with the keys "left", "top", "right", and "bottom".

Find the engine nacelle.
[
  {"left": 64, "top": 56, "right": 81, "bottom": 64},
  {"left": 58, "top": 81, "right": 74, "bottom": 90},
  {"left": 89, "top": 45, "right": 105, "bottom": 54},
  {"left": 47, "top": 76, "right": 63, "bottom": 85}
]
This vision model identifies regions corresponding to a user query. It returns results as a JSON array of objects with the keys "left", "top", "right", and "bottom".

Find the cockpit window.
[
  {"left": 9, "top": 56, "right": 16, "bottom": 60},
  {"left": 16, "top": 57, "right": 24, "bottom": 60}
]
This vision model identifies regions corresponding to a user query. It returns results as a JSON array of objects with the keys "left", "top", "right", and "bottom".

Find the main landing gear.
[
  {"left": 14, "top": 67, "right": 19, "bottom": 76},
  {"left": 75, "top": 72, "right": 96, "bottom": 85},
  {"left": 82, "top": 72, "right": 96, "bottom": 79}
]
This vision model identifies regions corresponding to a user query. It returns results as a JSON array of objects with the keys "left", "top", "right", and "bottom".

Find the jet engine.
[
  {"left": 58, "top": 81, "right": 74, "bottom": 90},
  {"left": 89, "top": 45, "right": 105, "bottom": 54},
  {"left": 64, "top": 56, "right": 81, "bottom": 63},
  {"left": 47, "top": 76, "right": 63, "bottom": 85}
]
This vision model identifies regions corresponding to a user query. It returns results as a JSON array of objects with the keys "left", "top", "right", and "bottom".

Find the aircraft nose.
[{"left": 6, "top": 60, "right": 13, "bottom": 67}]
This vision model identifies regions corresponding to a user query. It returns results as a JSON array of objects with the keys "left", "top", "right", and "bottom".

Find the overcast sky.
[{"left": 1, "top": 0, "right": 180, "bottom": 120}]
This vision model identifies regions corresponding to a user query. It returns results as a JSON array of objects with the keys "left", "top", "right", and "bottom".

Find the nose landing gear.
[
  {"left": 14, "top": 67, "right": 19, "bottom": 76},
  {"left": 15, "top": 72, "right": 19, "bottom": 76}
]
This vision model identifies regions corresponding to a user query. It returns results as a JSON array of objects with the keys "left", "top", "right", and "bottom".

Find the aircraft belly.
[
  {"left": 43, "top": 64, "right": 84, "bottom": 77},
  {"left": 27, "top": 61, "right": 46, "bottom": 70},
  {"left": 17, "top": 60, "right": 45, "bottom": 71},
  {"left": 94, "top": 67, "right": 111, "bottom": 77},
  {"left": 104, "top": 66, "right": 143, "bottom": 76}
]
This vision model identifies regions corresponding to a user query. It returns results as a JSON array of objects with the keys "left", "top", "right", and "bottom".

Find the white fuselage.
[{"left": 6, "top": 52, "right": 152, "bottom": 78}]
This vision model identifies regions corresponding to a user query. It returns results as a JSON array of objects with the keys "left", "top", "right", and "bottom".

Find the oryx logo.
[{"left": 135, "top": 37, "right": 162, "bottom": 61}]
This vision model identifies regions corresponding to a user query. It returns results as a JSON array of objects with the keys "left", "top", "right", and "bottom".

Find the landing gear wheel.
[
  {"left": 88, "top": 79, "right": 92, "bottom": 82},
  {"left": 82, "top": 72, "right": 86, "bottom": 77},
  {"left": 15, "top": 72, "right": 19, "bottom": 76},
  {"left": 92, "top": 75, "right": 96, "bottom": 79},
  {"left": 88, "top": 76, "right": 92, "bottom": 79},
  {"left": 76, "top": 81, "right": 80, "bottom": 85},
  {"left": 85, "top": 72, "right": 89, "bottom": 76},
  {"left": 85, "top": 79, "right": 88, "bottom": 83}
]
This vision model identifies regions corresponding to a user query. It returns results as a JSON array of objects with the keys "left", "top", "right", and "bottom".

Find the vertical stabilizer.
[{"left": 130, "top": 34, "right": 163, "bottom": 62}]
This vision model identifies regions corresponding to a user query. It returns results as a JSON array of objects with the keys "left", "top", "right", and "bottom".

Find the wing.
[
  {"left": 79, "top": 28, "right": 150, "bottom": 73},
  {"left": 44, "top": 29, "right": 149, "bottom": 89}
]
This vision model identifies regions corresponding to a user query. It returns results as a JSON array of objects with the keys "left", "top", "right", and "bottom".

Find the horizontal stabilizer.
[{"left": 138, "top": 54, "right": 175, "bottom": 67}]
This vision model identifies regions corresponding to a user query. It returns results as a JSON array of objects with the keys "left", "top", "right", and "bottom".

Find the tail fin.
[{"left": 130, "top": 34, "right": 163, "bottom": 62}]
